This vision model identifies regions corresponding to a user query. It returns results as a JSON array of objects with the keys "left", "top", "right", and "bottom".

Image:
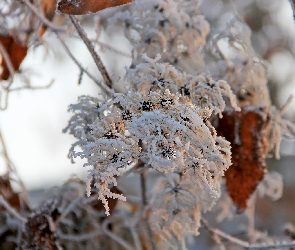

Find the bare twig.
[
  {"left": 201, "top": 218, "right": 249, "bottom": 248},
  {"left": 0, "top": 41, "right": 16, "bottom": 81},
  {"left": 248, "top": 241, "right": 295, "bottom": 249},
  {"left": 78, "top": 70, "right": 84, "bottom": 85},
  {"left": 0, "top": 131, "right": 28, "bottom": 201},
  {"left": 201, "top": 218, "right": 295, "bottom": 249},
  {"left": 9, "top": 79, "right": 55, "bottom": 92},
  {"left": 0, "top": 131, "right": 12, "bottom": 172},
  {"left": 140, "top": 172, "right": 148, "bottom": 206},
  {"left": 201, "top": 217, "right": 226, "bottom": 249},
  {"left": 55, "top": 33, "right": 114, "bottom": 95},
  {"left": 0, "top": 196, "right": 27, "bottom": 223},
  {"left": 0, "top": 90, "right": 9, "bottom": 110},
  {"left": 57, "top": 229, "right": 103, "bottom": 241},
  {"left": 102, "top": 218, "right": 136, "bottom": 250},
  {"left": 278, "top": 95, "right": 294, "bottom": 117},
  {"left": 140, "top": 171, "right": 157, "bottom": 250},
  {"left": 93, "top": 40, "right": 132, "bottom": 58},
  {"left": 69, "top": 16, "right": 113, "bottom": 89},
  {"left": 21, "top": 0, "right": 65, "bottom": 32}
]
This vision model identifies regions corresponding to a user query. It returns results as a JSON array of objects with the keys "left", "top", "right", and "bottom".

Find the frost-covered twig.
[
  {"left": 248, "top": 241, "right": 295, "bottom": 249},
  {"left": 202, "top": 218, "right": 295, "bottom": 249},
  {"left": 69, "top": 16, "right": 113, "bottom": 89},
  {"left": 56, "top": 33, "right": 113, "bottom": 95},
  {"left": 201, "top": 218, "right": 249, "bottom": 248}
]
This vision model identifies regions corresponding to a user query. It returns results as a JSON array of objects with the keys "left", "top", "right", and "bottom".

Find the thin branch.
[
  {"left": 69, "top": 16, "right": 113, "bottom": 89},
  {"left": 201, "top": 218, "right": 295, "bottom": 249},
  {"left": 0, "top": 41, "right": 16, "bottom": 81},
  {"left": 140, "top": 172, "right": 148, "bottom": 206},
  {"left": 201, "top": 218, "right": 226, "bottom": 250},
  {"left": 55, "top": 33, "right": 114, "bottom": 95},
  {"left": 93, "top": 40, "right": 132, "bottom": 58},
  {"left": 0, "top": 196, "right": 27, "bottom": 223},
  {"left": 0, "top": 131, "right": 28, "bottom": 201},
  {"left": 248, "top": 241, "right": 295, "bottom": 249},
  {"left": 78, "top": 70, "right": 84, "bottom": 85},
  {"left": 278, "top": 95, "right": 294, "bottom": 117},
  {"left": 0, "top": 130, "right": 12, "bottom": 172},
  {"left": 0, "top": 90, "right": 9, "bottom": 110},
  {"left": 57, "top": 196, "right": 84, "bottom": 223},
  {"left": 57, "top": 228, "right": 103, "bottom": 241},
  {"left": 9, "top": 79, "right": 54, "bottom": 92},
  {"left": 102, "top": 218, "right": 136, "bottom": 250},
  {"left": 201, "top": 218, "right": 249, "bottom": 248},
  {"left": 21, "top": 0, "right": 65, "bottom": 32},
  {"left": 140, "top": 171, "right": 157, "bottom": 250}
]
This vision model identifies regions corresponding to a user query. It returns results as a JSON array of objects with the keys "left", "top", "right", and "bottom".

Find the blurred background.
[{"left": 0, "top": 0, "right": 295, "bottom": 248}]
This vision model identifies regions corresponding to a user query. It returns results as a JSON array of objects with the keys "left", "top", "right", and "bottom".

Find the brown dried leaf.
[
  {"left": 0, "top": 174, "right": 29, "bottom": 211},
  {"left": 40, "top": 0, "right": 58, "bottom": 37},
  {"left": 57, "top": 0, "right": 133, "bottom": 15},
  {"left": 0, "top": 35, "right": 28, "bottom": 80},
  {"left": 216, "top": 107, "right": 269, "bottom": 213}
]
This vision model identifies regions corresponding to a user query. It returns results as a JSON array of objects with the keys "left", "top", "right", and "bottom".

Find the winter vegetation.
[{"left": 1, "top": 0, "right": 295, "bottom": 249}]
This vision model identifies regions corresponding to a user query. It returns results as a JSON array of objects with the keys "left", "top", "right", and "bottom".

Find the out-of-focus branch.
[
  {"left": 278, "top": 95, "right": 294, "bottom": 117},
  {"left": 201, "top": 218, "right": 249, "bottom": 248},
  {"left": 9, "top": 79, "right": 54, "bottom": 92},
  {"left": 56, "top": 33, "right": 113, "bottom": 95},
  {"left": 0, "top": 131, "right": 28, "bottom": 201},
  {"left": 69, "top": 16, "right": 113, "bottom": 89},
  {"left": 140, "top": 169, "right": 157, "bottom": 250},
  {"left": 0, "top": 41, "right": 16, "bottom": 83},
  {"left": 201, "top": 218, "right": 295, "bottom": 249},
  {"left": 102, "top": 218, "right": 136, "bottom": 250},
  {"left": 0, "top": 196, "right": 27, "bottom": 223},
  {"left": 21, "top": 0, "right": 65, "bottom": 32},
  {"left": 248, "top": 241, "right": 295, "bottom": 249},
  {"left": 92, "top": 40, "right": 132, "bottom": 58}
]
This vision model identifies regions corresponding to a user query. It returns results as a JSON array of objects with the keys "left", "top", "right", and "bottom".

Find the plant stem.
[
  {"left": 140, "top": 171, "right": 157, "bottom": 250},
  {"left": 69, "top": 16, "right": 113, "bottom": 89}
]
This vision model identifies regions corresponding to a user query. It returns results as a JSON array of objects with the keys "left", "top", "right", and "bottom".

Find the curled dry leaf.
[
  {"left": 216, "top": 107, "right": 269, "bottom": 213},
  {"left": 0, "top": 174, "right": 30, "bottom": 211},
  {"left": 56, "top": 0, "right": 133, "bottom": 15},
  {"left": 0, "top": 35, "right": 28, "bottom": 80},
  {"left": 40, "top": 0, "right": 58, "bottom": 37}
]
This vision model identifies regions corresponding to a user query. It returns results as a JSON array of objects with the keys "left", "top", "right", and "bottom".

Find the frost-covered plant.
[
  {"left": 108, "top": 0, "right": 209, "bottom": 73},
  {"left": 1, "top": 0, "right": 295, "bottom": 249},
  {"left": 62, "top": 0, "right": 295, "bottom": 248},
  {"left": 65, "top": 57, "right": 238, "bottom": 222}
]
